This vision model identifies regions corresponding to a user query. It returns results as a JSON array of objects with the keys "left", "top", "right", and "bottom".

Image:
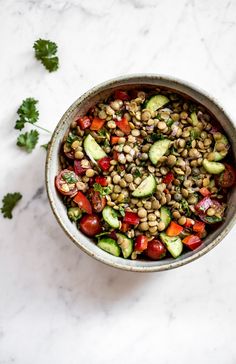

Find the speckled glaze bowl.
[{"left": 45, "top": 74, "right": 236, "bottom": 272}]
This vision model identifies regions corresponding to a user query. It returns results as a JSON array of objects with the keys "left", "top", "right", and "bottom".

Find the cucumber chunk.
[
  {"left": 97, "top": 237, "right": 121, "bottom": 257},
  {"left": 102, "top": 206, "right": 120, "bottom": 228},
  {"left": 149, "top": 139, "right": 171, "bottom": 165},
  {"left": 116, "top": 233, "right": 133, "bottom": 258},
  {"left": 160, "top": 207, "right": 171, "bottom": 228},
  {"left": 132, "top": 174, "right": 156, "bottom": 198},
  {"left": 212, "top": 133, "right": 229, "bottom": 161},
  {"left": 145, "top": 95, "right": 169, "bottom": 112},
  {"left": 160, "top": 233, "right": 183, "bottom": 258},
  {"left": 202, "top": 159, "right": 225, "bottom": 174},
  {"left": 83, "top": 134, "right": 106, "bottom": 161}
]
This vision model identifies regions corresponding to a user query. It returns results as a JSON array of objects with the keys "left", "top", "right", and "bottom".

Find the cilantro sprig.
[
  {"left": 1, "top": 193, "right": 22, "bottom": 219},
  {"left": 15, "top": 98, "right": 39, "bottom": 130},
  {"left": 17, "top": 130, "right": 39, "bottom": 152},
  {"left": 33, "top": 39, "right": 59, "bottom": 72},
  {"left": 93, "top": 183, "right": 112, "bottom": 197}
]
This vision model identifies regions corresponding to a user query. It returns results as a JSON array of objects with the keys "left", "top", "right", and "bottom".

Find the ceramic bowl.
[{"left": 45, "top": 74, "right": 236, "bottom": 272}]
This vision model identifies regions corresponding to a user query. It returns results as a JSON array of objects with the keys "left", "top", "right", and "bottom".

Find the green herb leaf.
[
  {"left": 15, "top": 98, "right": 39, "bottom": 130},
  {"left": 41, "top": 143, "right": 49, "bottom": 150},
  {"left": 150, "top": 133, "right": 165, "bottom": 142},
  {"left": 97, "top": 129, "right": 107, "bottom": 137},
  {"left": 17, "top": 130, "right": 39, "bottom": 152},
  {"left": 180, "top": 198, "right": 191, "bottom": 217},
  {"left": 62, "top": 172, "right": 78, "bottom": 184},
  {"left": 118, "top": 206, "right": 125, "bottom": 217},
  {"left": 166, "top": 118, "right": 174, "bottom": 127},
  {"left": 66, "top": 132, "right": 79, "bottom": 145},
  {"left": 133, "top": 168, "right": 142, "bottom": 178},
  {"left": 93, "top": 183, "right": 112, "bottom": 197},
  {"left": 33, "top": 39, "right": 59, "bottom": 72},
  {"left": 1, "top": 192, "right": 22, "bottom": 219}
]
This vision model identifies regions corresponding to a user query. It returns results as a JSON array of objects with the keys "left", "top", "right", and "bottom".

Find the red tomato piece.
[
  {"left": 123, "top": 212, "right": 140, "bottom": 225},
  {"left": 215, "top": 164, "right": 236, "bottom": 188},
  {"left": 134, "top": 235, "right": 148, "bottom": 252},
  {"left": 166, "top": 221, "right": 183, "bottom": 237},
  {"left": 120, "top": 222, "right": 130, "bottom": 233},
  {"left": 146, "top": 239, "right": 167, "bottom": 260},
  {"left": 90, "top": 117, "right": 105, "bottom": 131},
  {"left": 79, "top": 214, "right": 102, "bottom": 236},
  {"left": 74, "top": 160, "right": 90, "bottom": 175},
  {"left": 184, "top": 218, "right": 195, "bottom": 228},
  {"left": 98, "top": 157, "right": 112, "bottom": 171},
  {"left": 182, "top": 235, "right": 202, "bottom": 250},
  {"left": 91, "top": 191, "right": 106, "bottom": 213},
  {"left": 199, "top": 187, "right": 211, "bottom": 197},
  {"left": 55, "top": 169, "right": 78, "bottom": 196},
  {"left": 114, "top": 90, "right": 130, "bottom": 101},
  {"left": 115, "top": 117, "right": 131, "bottom": 135},
  {"left": 73, "top": 191, "right": 92, "bottom": 214},
  {"left": 111, "top": 136, "right": 121, "bottom": 145},
  {"left": 162, "top": 172, "right": 174, "bottom": 185},
  {"left": 95, "top": 176, "right": 108, "bottom": 187},
  {"left": 77, "top": 116, "right": 91, "bottom": 130},
  {"left": 193, "top": 221, "right": 205, "bottom": 234}
]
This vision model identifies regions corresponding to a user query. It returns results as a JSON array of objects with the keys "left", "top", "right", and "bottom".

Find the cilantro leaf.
[
  {"left": 1, "top": 192, "right": 22, "bottom": 219},
  {"left": 66, "top": 132, "right": 79, "bottom": 145},
  {"left": 62, "top": 172, "right": 78, "bottom": 184},
  {"left": 133, "top": 168, "right": 142, "bottom": 178},
  {"left": 41, "top": 143, "right": 49, "bottom": 150},
  {"left": 93, "top": 183, "right": 112, "bottom": 197},
  {"left": 33, "top": 39, "right": 59, "bottom": 72},
  {"left": 15, "top": 98, "right": 39, "bottom": 130},
  {"left": 17, "top": 130, "right": 39, "bottom": 152}
]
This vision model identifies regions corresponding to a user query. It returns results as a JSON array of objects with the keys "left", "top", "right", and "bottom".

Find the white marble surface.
[{"left": 1, "top": 0, "right": 236, "bottom": 363}]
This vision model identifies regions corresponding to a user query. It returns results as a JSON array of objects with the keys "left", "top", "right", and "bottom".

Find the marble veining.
[{"left": 1, "top": 0, "right": 236, "bottom": 363}]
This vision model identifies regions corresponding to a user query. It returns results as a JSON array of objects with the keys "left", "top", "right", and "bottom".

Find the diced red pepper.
[
  {"left": 73, "top": 191, "right": 92, "bottom": 214},
  {"left": 98, "top": 157, "right": 112, "bottom": 171},
  {"left": 95, "top": 176, "right": 108, "bottom": 187},
  {"left": 76, "top": 116, "right": 91, "bottom": 130},
  {"left": 162, "top": 172, "right": 174, "bottom": 185},
  {"left": 113, "top": 151, "right": 119, "bottom": 161},
  {"left": 115, "top": 117, "right": 131, "bottom": 135},
  {"left": 74, "top": 160, "right": 89, "bottom": 175},
  {"left": 123, "top": 211, "right": 140, "bottom": 225},
  {"left": 193, "top": 221, "right": 205, "bottom": 234},
  {"left": 111, "top": 136, "right": 121, "bottom": 145},
  {"left": 166, "top": 221, "right": 183, "bottom": 237},
  {"left": 114, "top": 90, "right": 130, "bottom": 101},
  {"left": 199, "top": 187, "right": 211, "bottom": 197},
  {"left": 135, "top": 235, "right": 148, "bottom": 252},
  {"left": 182, "top": 235, "right": 202, "bottom": 250},
  {"left": 90, "top": 117, "right": 105, "bottom": 131},
  {"left": 120, "top": 222, "right": 130, "bottom": 233},
  {"left": 184, "top": 218, "right": 195, "bottom": 228}
]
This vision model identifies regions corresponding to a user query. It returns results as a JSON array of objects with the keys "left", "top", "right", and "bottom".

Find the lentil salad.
[{"left": 55, "top": 88, "right": 236, "bottom": 260}]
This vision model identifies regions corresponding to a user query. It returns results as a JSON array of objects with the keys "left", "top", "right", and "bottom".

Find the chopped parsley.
[
  {"left": 62, "top": 172, "right": 78, "bottom": 184},
  {"left": 93, "top": 183, "right": 112, "bottom": 197},
  {"left": 1, "top": 192, "right": 22, "bottom": 219},
  {"left": 17, "top": 130, "right": 39, "bottom": 152}
]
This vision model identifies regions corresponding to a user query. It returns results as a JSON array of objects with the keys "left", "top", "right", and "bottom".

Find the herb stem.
[{"left": 34, "top": 124, "right": 52, "bottom": 134}]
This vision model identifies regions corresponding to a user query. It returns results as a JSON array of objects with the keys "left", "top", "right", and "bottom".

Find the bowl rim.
[{"left": 45, "top": 73, "right": 236, "bottom": 272}]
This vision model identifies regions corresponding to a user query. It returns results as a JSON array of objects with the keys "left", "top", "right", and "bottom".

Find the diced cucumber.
[
  {"left": 160, "top": 233, "right": 183, "bottom": 258},
  {"left": 160, "top": 207, "right": 171, "bottom": 228},
  {"left": 132, "top": 174, "right": 156, "bottom": 198},
  {"left": 97, "top": 237, "right": 121, "bottom": 257},
  {"left": 190, "top": 112, "right": 198, "bottom": 126},
  {"left": 116, "top": 233, "right": 133, "bottom": 258},
  {"left": 202, "top": 159, "right": 225, "bottom": 174},
  {"left": 67, "top": 207, "right": 82, "bottom": 222},
  {"left": 212, "top": 133, "right": 229, "bottom": 161},
  {"left": 83, "top": 134, "right": 107, "bottom": 161},
  {"left": 149, "top": 139, "right": 171, "bottom": 165},
  {"left": 102, "top": 206, "right": 120, "bottom": 228},
  {"left": 145, "top": 95, "right": 169, "bottom": 112}
]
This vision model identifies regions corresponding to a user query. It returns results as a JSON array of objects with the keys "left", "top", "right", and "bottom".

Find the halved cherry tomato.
[
  {"left": 115, "top": 117, "right": 131, "bottom": 135},
  {"left": 63, "top": 143, "right": 74, "bottom": 159},
  {"left": 182, "top": 235, "right": 202, "bottom": 250},
  {"left": 55, "top": 169, "right": 78, "bottom": 196},
  {"left": 90, "top": 117, "right": 105, "bottom": 131},
  {"left": 114, "top": 90, "right": 130, "bottom": 101},
  {"left": 166, "top": 221, "right": 183, "bottom": 236},
  {"left": 215, "top": 164, "right": 236, "bottom": 188},
  {"left": 91, "top": 191, "right": 106, "bottom": 213},
  {"left": 111, "top": 136, "right": 121, "bottom": 145},
  {"left": 98, "top": 157, "right": 112, "bottom": 171},
  {"left": 184, "top": 218, "right": 195, "bottom": 228},
  {"left": 79, "top": 214, "right": 102, "bottom": 236},
  {"left": 123, "top": 212, "right": 140, "bottom": 225},
  {"left": 193, "top": 221, "right": 205, "bottom": 234},
  {"left": 199, "top": 187, "right": 211, "bottom": 197},
  {"left": 95, "top": 176, "right": 108, "bottom": 187},
  {"left": 73, "top": 191, "right": 92, "bottom": 214},
  {"left": 74, "top": 160, "right": 90, "bottom": 175},
  {"left": 120, "top": 222, "right": 130, "bottom": 233},
  {"left": 162, "top": 172, "right": 174, "bottom": 185},
  {"left": 146, "top": 239, "right": 167, "bottom": 260},
  {"left": 134, "top": 235, "right": 148, "bottom": 252},
  {"left": 76, "top": 116, "right": 91, "bottom": 130}
]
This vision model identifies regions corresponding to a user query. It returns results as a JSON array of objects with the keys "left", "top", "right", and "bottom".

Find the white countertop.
[{"left": 1, "top": 0, "right": 236, "bottom": 363}]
